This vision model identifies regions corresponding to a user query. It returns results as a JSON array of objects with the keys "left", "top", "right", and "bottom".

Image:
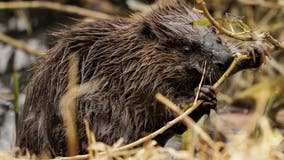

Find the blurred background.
[{"left": 0, "top": 0, "right": 283, "bottom": 153}]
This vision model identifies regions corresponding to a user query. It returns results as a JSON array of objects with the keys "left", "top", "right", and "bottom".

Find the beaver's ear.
[{"left": 139, "top": 22, "right": 157, "bottom": 41}]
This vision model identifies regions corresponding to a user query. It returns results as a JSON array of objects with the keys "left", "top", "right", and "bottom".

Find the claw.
[
  {"left": 243, "top": 44, "right": 271, "bottom": 66},
  {"left": 247, "top": 47, "right": 256, "bottom": 63},
  {"left": 190, "top": 85, "right": 217, "bottom": 121},
  {"left": 194, "top": 85, "right": 217, "bottom": 108}
]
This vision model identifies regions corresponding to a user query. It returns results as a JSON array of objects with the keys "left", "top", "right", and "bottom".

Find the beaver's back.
[{"left": 17, "top": 19, "right": 131, "bottom": 156}]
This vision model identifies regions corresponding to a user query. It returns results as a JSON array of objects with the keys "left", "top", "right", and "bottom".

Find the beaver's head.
[{"left": 130, "top": 0, "right": 232, "bottom": 94}]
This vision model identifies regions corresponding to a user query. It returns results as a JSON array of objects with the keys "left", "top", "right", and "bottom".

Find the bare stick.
[
  {"left": 156, "top": 93, "right": 215, "bottom": 147},
  {"left": 0, "top": 1, "right": 110, "bottom": 19},
  {"left": 0, "top": 33, "right": 47, "bottom": 58},
  {"left": 53, "top": 155, "right": 88, "bottom": 160},
  {"left": 59, "top": 55, "right": 101, "bottom": 156}
]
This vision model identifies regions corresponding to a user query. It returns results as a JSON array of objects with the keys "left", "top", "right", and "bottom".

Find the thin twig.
[
  {"left": 0, "top": 1, "right": 110, "bottom": 19},
  {"left": 196, "top": 0, "right": 255, "bottom": 41},
  {"left": 263, "top": 32, "right": 284, "bottom": 49},
  {"left": 238, "top": 0, "right": 282, "bottom": 9},
  {"left": 258, "top": 10, "right": 278, "bottom": 27},
  {"left": 193, "top": 62, "right": 207, "bottom": 104},
  {"left": 0, "top": 33, "right": 47, "bottom": 58}
]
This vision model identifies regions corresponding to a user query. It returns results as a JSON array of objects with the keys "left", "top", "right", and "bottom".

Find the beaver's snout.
[{"left": 212, "top": 53, "right": 233, "bottom": 70}]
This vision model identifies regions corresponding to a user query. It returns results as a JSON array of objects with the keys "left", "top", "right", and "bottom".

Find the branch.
[
  {"left": 262, "top": 32, "right": 284, "bottom": 49},
  {"left": 0, "top": 33, "right": 47, "bottom": 58},
  {"left": 0, "top": 1, "right": 111, "bottom": 19},
  {"left": 196, "top": 0, "right": 284, "bottom": 49}
]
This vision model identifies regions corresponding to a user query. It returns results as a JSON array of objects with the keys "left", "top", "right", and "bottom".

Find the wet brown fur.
[{"left": 17, "top": 0, "right": 261, "bottom": 157}]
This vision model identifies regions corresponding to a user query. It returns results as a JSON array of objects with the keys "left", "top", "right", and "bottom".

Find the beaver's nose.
[
  {"left": 224, "top": 54, "right": 234, "bottom": 68},
  {"left": 213, "top": 61, "right": 226, "bottom": 70},
  {"left": 213, "top": 54, "right": 233, "bottom": 70}
]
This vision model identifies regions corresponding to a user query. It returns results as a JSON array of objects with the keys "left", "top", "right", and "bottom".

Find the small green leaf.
[
  {"left": 190, "top": 18, "right": 212, "bottom": 27},
  {"left": 265, "top": 95, "right": 276, "bottom": 116},
  {"left": 182, "top": 129, "right": 193, "bottom": 151}
]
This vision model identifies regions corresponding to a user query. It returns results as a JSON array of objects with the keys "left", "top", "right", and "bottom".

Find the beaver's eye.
[{"left": 182, "top": 46, "right": 193, "bottom": 55}]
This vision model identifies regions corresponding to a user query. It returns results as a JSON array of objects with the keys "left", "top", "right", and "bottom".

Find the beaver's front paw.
[
  {"left": 190, "top": 85, "right": 217, "bottom": 121},
  {"left": 243, "top": 44, "right": 271, "bottom": 68}
]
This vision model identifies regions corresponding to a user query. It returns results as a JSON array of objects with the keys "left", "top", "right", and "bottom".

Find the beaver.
[{"left": 17, "top": 0, "right": 269, "bottom": 157}]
